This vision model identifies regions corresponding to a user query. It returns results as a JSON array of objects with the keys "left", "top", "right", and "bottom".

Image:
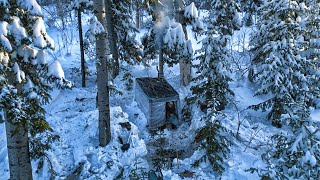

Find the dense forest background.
[{"left": 1, "top": 0, "right": 320, "bottom": 179}]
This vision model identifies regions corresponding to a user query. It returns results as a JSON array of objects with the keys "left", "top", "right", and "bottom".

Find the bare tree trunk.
[
  {"left": 248, "top": 67, "right": 254, "bottom": 82},
  {"left": 78, "top": 9, "right": 86, "bottom": 87},
  {"left": 5, "top": 119, "right": 33, "bottom": 180},
  {"left": 175, "top": 0, "right": 191, "bottom": 86},
  {"left": 0, "top": 7, "right": 33, "bottom": 179},
  {"left": 105, "top": 0, "right": 120, "bottom": 79},
  {"left": 94, "top": 0, "right": 111, "bottom": 146},
  {"left": 135, "top": 0, "right": 140, "bottom": 29},
  {"left": 158, "top": 40, "right": 164, "bottom": 78}
]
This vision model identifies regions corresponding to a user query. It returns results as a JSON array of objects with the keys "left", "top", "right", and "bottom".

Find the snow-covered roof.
[{"left": 136, "top": 77, "right": 178, "bottom": 100}]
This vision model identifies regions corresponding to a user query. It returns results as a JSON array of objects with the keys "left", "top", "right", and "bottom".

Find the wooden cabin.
[{"left": 135, "top": 77, "right": 180, "bottom": 129}]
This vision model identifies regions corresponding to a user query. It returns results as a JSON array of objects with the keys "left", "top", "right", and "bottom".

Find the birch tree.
[
  {"left": 0, "top": 0, "right": 71, "bottom": 179},
  {"left": 94, "top": 0, "right": 111, "bottom": 146}
]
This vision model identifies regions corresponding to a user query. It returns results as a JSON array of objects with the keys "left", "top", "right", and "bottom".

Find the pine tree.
[
  {"left": 249, "top": 1, "right": 320, "bottom": 178},
  {"left": 112, "top": 0, "right": 142, "bottom": 66},
  {"left": 111, "top": 0, "right": 143, "bottom": 89},
  {"left": 142, "top": 1, "right": 201, "bottom": 83},
  {"left": 0, "top": 0, "right": 71, "bottom": 179},
  {"left": 302, "top": 0, "right": 320, "bottom": 98},
  {"left": 192, "top": 117, "right": 231, "bottom": 175},
  {"left": 240, "top": 0, "right": 262, "bottom": 27},
  {"left": 260, "top": 109, "right": 320, "bottom": 179},
  {"left": 190, "top": 0, "right": 240, "bottom": 112},
  {"left": 249, "top": 0, "right": 317, "bottom": 127},
  {"left": 187, "top": 0, "right": 240, "bottom": 175}
]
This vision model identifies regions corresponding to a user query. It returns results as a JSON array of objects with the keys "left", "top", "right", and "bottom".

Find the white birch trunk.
[
  {"left": 5, "top": 76, "right": 32, "bottom": 179},
  {"left": 5, "top": 119, "right": 33, "bottom": 180},
  {"left": 94, "top": 0, "right": 111, "bottom": 146},
  {"left": 1, "top": 8, "right": 33, "bottom": 179}
]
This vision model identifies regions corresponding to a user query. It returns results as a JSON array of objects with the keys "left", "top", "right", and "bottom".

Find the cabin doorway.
[{"left": 165, "top": 101, "right": 179, "bottom": 128}]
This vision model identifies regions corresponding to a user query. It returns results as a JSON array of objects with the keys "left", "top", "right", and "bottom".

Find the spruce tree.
[
  {"left": 112, "top": 0, "right": 142, "bottom": 66},
  {"left": 249, "top": 1, "right": 320, "bottom": 178},
  {"left": 249, "top": 0, "right": 317, "bottom": 127},
  {"left": 190, "top": 0, "right": 240, "bottom": 112},
  {"left": 240, "top": 0, "right": 262, "bottom": 27},
  {"left": 0, "top": 0, "right": 71, "bottom": 179},
  {"left": 111, "top": 0, "right": 143, "bottom": 89},
  {"left": 187, "top": 0, "right": 240, "bottom": 175},
  {"left": 260, "top": 109, "right": 320, "bottom": 179},
  {"left": 141, "top": 1, "right": 200, "bottom": 83}
]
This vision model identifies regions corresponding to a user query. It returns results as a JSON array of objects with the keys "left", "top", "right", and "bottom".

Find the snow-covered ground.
[{"left": 1, "top": 11, "right": 320, "bottom": 180}]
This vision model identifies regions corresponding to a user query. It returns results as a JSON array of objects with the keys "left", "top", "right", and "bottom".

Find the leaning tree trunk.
[
  {"left": 4, "top": 72, "right": 33, "bottom": 180},
  {"left": 78, "top": 9, "right": 86, "bottom": 87},
  {"left": 105, "top": 0, "right": 120, "bottom": 79},
  {"left": 175, "top": 0, "right": 191, "bottom": 86},
  {"left": 94, "top": 0, "right": 111, "bottom": 146}
]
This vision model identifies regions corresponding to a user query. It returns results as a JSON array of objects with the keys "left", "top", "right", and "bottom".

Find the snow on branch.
[
  {"left": 48, "top": 60, "right": 73, "bottom": 89},
  {"left": 69, "top": 0, "right": 93, "bottom": 10},
  {"left": 184, "top": 2, "right": 203, "bottom": 32},
  {"left": 85, "top": 16, "right": 105, "bottom": 44},
  {"left": 9, "top": 17, "right": 28, "bottom": 46},
  {"left": 17, "top": 0, "right": 42, "bottom": 16},
  {"left": 0, "top": 0, "right": 9, "bottom": 7},
  {"left": 32, "top": 17, "right": 54, "bottom": 49},
  {"left": 48, "top": 60, "right": 64, "bottom": 79},
  {"left": 0, "top": 21, "right": 12, "bottom": 52},
  {"left": 184, "top": 2, "right": 198, "bottom": 19}
]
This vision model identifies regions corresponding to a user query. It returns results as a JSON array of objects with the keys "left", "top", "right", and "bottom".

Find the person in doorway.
[{"left": 166, "top": 101, "right": 179, "bottom": 129}]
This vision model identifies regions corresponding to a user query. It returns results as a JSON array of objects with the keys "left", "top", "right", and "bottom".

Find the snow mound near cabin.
[
  {"left": 68, "top": 106, "right": 148, "bottom": 179},
  {"left": 0, "top": 91, "right": 148, "bottom": 179}
]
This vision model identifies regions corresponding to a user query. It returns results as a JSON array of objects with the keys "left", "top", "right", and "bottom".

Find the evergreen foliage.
[
  {"left": 0, "top": 0, "right": 71, "bottom": 162},
  {"left": 190, "top": 0, "right": 240, "bottom": 112},
  {"left": 260, "top": 120, "right": 320, "bottom": 179},
  {"left": 141, "top": 5, "right": 196, "bottom": 76},
  {"left": 249, "top": 0, "right": 320, "bottom": 127},
  {"left": 192, "top": 117, "right": 231, "bottom": 175},
  {"left": 112, "top": 0, "right": 143, "bottom": 65},
  {"left": 141, "top": 28, "right": 157, "bottom": 64},
  {"left": 187, "top": 0, "right": 241, "bottom": 175},
  {"left": 240, "top": 0, "right": 262, "bottom": 27},
  {"left": 249, "top": 1, "right": 320, "bottom": 178}
]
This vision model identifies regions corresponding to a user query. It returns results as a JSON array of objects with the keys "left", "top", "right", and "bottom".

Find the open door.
[{"left": 165, "top": 101, "right": 179, "bottom": 127}]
